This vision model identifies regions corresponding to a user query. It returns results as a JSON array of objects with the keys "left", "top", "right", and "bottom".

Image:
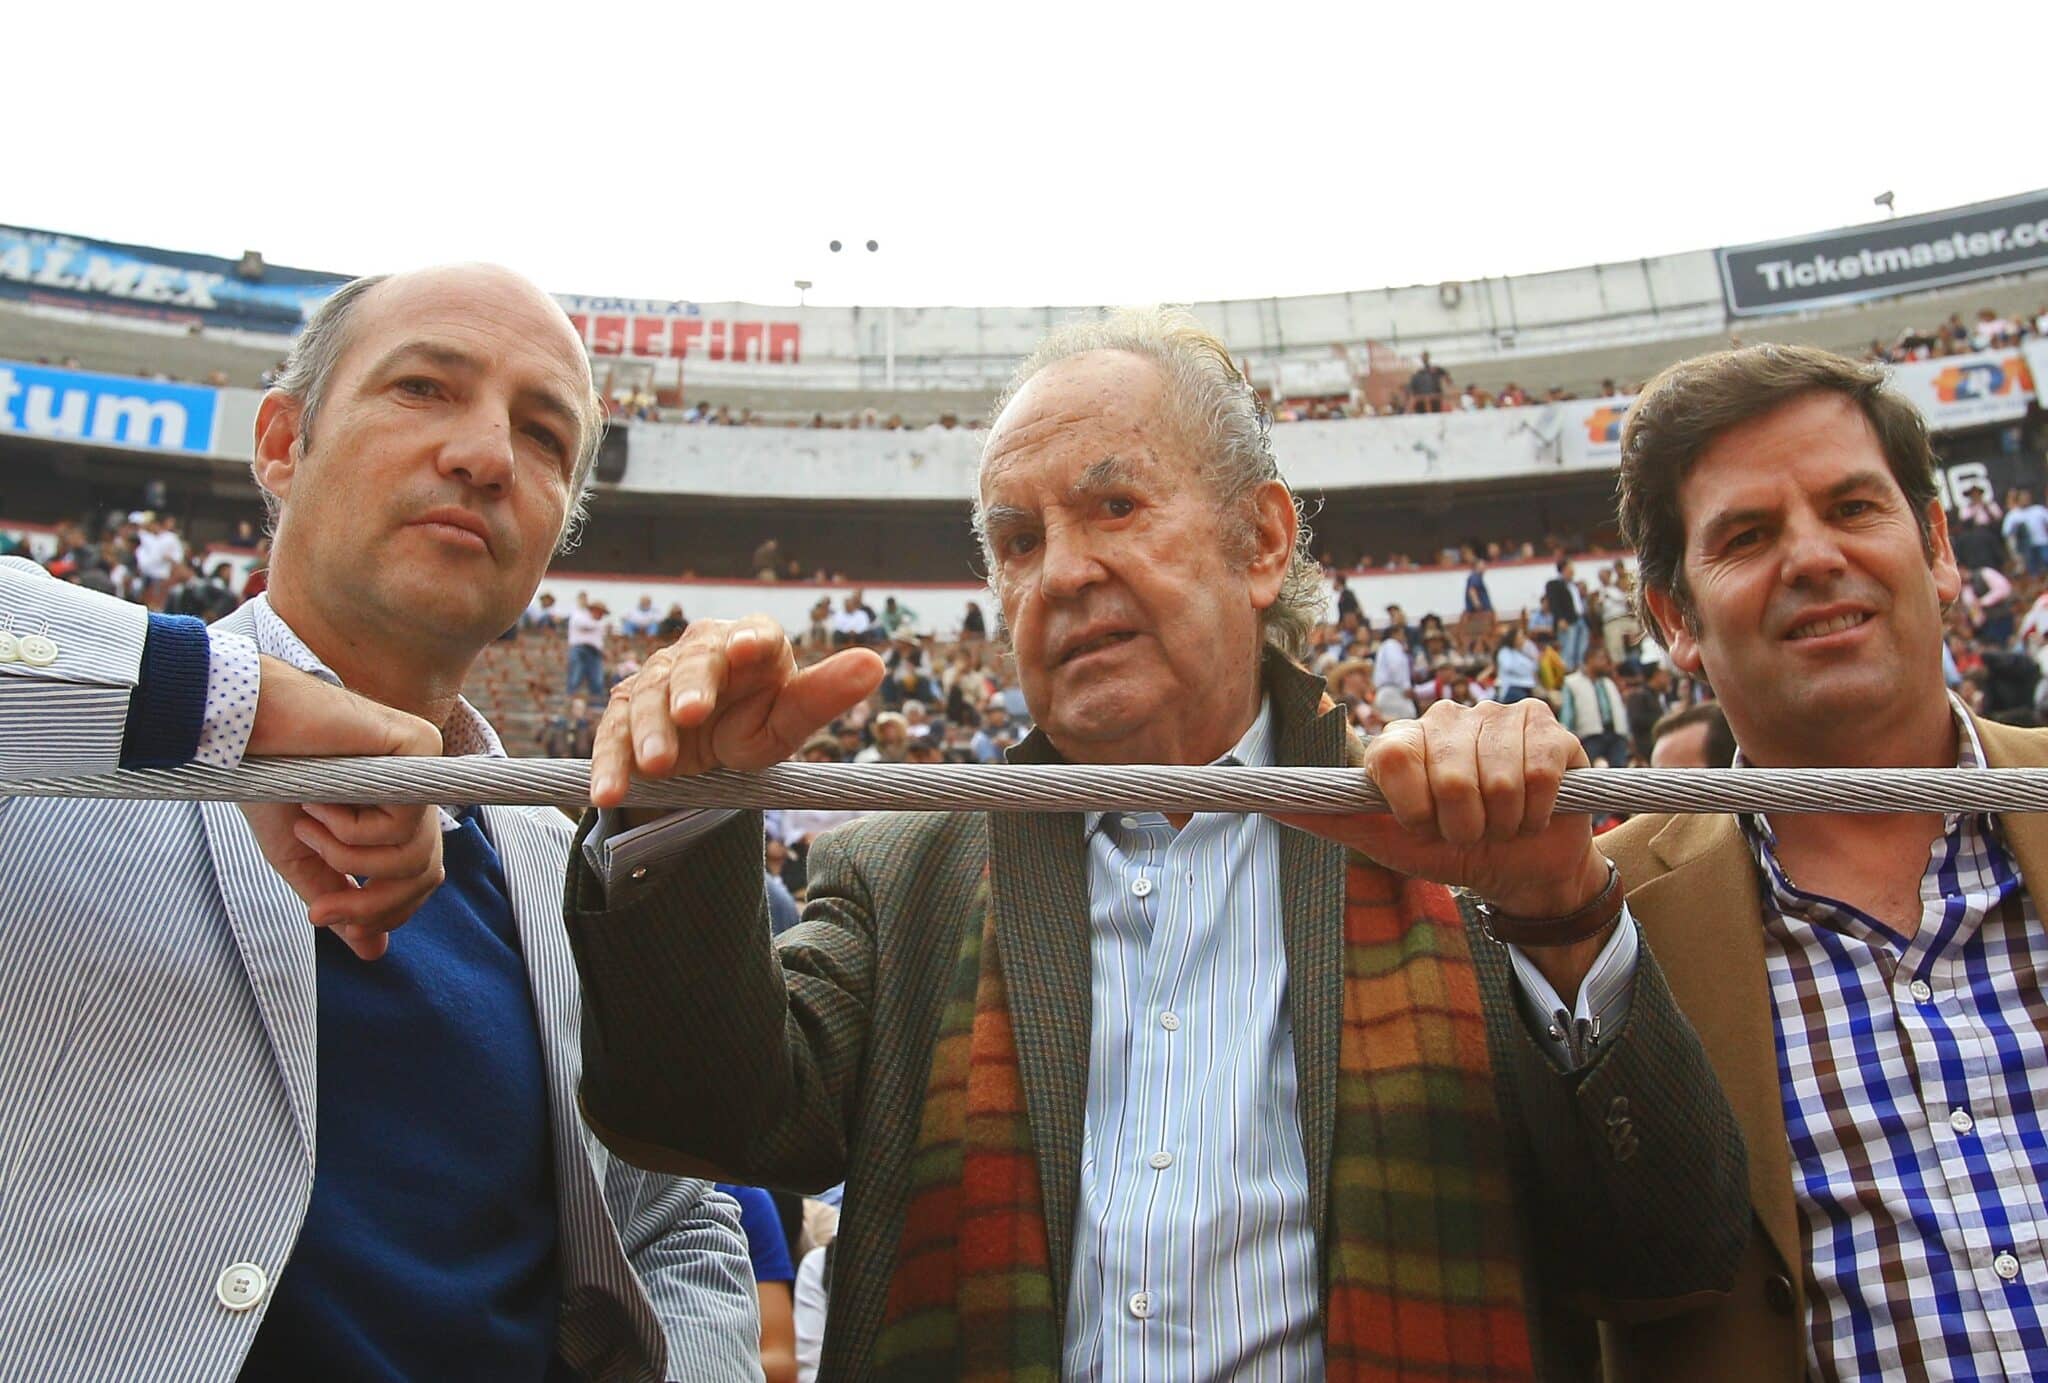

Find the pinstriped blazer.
[
  {"left": 0, "top": 562, "right": 762, "bottom": 1383},
  {"left": 0, "top": 556, "right": 149, "bottom": 777}
]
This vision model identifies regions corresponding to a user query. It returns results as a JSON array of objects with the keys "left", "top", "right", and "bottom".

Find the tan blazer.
[{"left": 1593, "top": 713, "right": 2048, "bottom": 1382}]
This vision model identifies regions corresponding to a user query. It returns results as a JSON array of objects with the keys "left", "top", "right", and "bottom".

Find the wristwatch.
[{"left": 1473, "top": 859, "right": 1623, "bottom": 948}]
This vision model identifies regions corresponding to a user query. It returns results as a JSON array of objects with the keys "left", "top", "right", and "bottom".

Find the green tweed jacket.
[{"left": 563, "top": 656, "right": 1750, "bottom": 1380}]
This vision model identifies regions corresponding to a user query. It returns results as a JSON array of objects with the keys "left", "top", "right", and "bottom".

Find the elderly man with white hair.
[{"left": 563, "top": 308, "right": 1750, "bottom": 1380}]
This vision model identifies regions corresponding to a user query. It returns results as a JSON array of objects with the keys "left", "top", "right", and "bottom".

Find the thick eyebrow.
[
  {"left": 979, "top": 503, "right": 1033, "bottom": 543},
  {"left": 1817, "top": 469, "right": 1896, "bottom": 504},
  {"left": 1695, "top": 504, "right": 1774, "bottom": 553},
  {"left": 1696, "top": 468, "right": 1895, "bottom": 552},
  {"left": 979, "top": 453, "right": 1148, "bottom": 549},
  {"left": 1067, "top": 454, "right": 1142, "bottom": 505},
  {"left": 365, "top": 340, "right": 481, "bottom": 387},
  {"left": 366, "top": 340, "right": 583, "bottom": 445}
]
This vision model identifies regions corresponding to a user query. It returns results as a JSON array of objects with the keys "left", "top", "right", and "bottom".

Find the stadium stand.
[{"left": 5, "top": 191, "right": 2048, "bottom": 767}]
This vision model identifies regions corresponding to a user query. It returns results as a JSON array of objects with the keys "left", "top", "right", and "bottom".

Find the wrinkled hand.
[
  {"left": 237, "top": 656, "right": 446, "bottom": 962},
  {"left": 1272, "top": 698, "right": 1609, "bottom": 958},
  {"left": 589, "top": 616, "right": 885, "bottom": 810}
]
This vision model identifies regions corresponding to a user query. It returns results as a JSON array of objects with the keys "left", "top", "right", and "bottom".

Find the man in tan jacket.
[{"left": 1598, "top": 342, "right": 2048, "bottom": 1381}]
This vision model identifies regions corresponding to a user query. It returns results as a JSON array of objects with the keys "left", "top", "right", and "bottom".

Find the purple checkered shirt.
[{"left": 1743, "top": 701, "right": 2048, "bottom": 1381}]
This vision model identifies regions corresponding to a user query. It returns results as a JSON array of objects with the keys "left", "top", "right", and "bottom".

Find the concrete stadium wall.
[
  {"left": 612, "top": 404, "right": 1626, "bottom": 500},
  {"left": 571, "top": 252, "right": 1729, "bottom": 397}
]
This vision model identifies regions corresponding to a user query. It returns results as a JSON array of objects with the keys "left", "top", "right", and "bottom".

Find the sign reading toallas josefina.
[
  {"left": 1716, "top": 190, "right": 2048, "bottom": 317},
  {"left": 555, "top": 295, "right": 801, "bottom": 364}
]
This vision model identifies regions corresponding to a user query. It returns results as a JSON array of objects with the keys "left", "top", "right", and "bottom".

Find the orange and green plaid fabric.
[{"left": 874, "top": 855, "right": 1533, "bottom": 1380}]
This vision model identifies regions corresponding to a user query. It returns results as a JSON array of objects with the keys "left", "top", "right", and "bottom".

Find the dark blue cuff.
[{"left": 120, "top": 614, "right": 212, "bottom": 768}]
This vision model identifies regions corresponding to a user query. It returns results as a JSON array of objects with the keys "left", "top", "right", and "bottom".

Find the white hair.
[{"left": 972, "top": 305, "right": 1324, "bottom": 660}]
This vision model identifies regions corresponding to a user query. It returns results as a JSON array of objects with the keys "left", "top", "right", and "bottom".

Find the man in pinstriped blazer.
[{"left": 0, "top": 263, "right": 759, "bottom": 1381}]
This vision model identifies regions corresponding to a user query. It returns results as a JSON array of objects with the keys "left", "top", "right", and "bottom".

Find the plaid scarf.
[{"left": 873, "top": 853, "right": 1533, "bottom": 1380}]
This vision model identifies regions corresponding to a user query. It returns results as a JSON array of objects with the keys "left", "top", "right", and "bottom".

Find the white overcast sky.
[{"left": 7, "top": 2, "right": 2038, "bottom": 309}]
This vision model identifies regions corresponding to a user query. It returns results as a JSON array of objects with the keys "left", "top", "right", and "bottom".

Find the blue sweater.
[
  {"left": 121, "top": 613, "right": 211, "bottom": 768},
  {"left": 239, "top": 809, "right": 568, "bottom": 1381}
]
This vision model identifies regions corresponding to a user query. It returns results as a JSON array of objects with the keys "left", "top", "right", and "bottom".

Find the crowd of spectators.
[
  {"left": 499, "top": 556, "right": 1718, "bottom": 887},
  {"left": 23, "top": 352, "right": 240, "bottom": 389},
  {"left": 517, "top": 589, "right": 686, "bottom": 759},
  {"left": 513, "top": 480, "right": 2048, "bottom": 911},
  {"left": 1283, "top": 357, "right": 1642, "bottom": 422},
  {"left": 1866, "top": 304, "right": 2048, "bottom": 364},
  {"left": 0, "top": 507, "right": 267, "bottom": 618},
  {"left": 16, "top": 421, "right": 2048, "bottom": 825},
  {"left": 1303, "top": 558, "right": 1693, "bottom": 773},
  {"left": 17, "top": 462, "right": 2048, "bottom": 800},
  {"left": 1295, "top": 300, "right": 2048, "bottom": 421},
  {"left": 602, "top": 393, "right": 988, "bottom": 433}
]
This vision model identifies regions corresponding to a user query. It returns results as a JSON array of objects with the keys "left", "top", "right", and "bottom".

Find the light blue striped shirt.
[
  {"left": 1060, "top": 697, "right": 1638, "bottom": 1380},
  {"left": 1065, "top": 699, "right": 1323, "bottom": 1381}
]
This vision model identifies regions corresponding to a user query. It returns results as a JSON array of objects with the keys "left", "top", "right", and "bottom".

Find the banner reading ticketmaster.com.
[{"left": 1717, "top": 190, "right": 2048, "bottom": 318}]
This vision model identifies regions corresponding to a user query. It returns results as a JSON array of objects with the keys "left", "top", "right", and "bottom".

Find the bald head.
[
  {"left": 361, "top": 264, "right": 587, "bottom": 367},
  {"left": 250, "top": 261, "right": 610, "bottom": 698},
  {"left": 273, "top": 264, "right": 604, "bottom": 521}
]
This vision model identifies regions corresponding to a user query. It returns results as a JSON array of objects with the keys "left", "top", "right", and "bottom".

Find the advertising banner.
[
  {"left": 1717, "top": 190, "right": 2048, "bottom": 317},
  {"left": 1889, "top": 348, "right": 2037, "bottom": 430},
  {"left": 560, "top": 301, "right": 803, "bottom": 363},
  {"left": 0, "top": 359, "right": 220, "bottom": 455},
  {"left": 2026, "top": 338, "right": 2048, "bottom": 414},
  {"left": 1559, "top": 395, "right": 1634, "bottom": 467},
  {"left": 0, "top": 226, "right": 346, "bottom": 333}
]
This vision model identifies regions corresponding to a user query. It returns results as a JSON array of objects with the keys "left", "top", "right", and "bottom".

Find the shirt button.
[
  {"left": 1127, "top": 1291, "right": 1155, "bottom": 1319},
  {"left": 1147, "top": 1151, "right": 1174, "bottom": 1170},
  {"left": 1130, "top": 877, "right": 1154, "bottom": 898},
  {"left": 215, "top": 1262, "right": 268, "bottom": 1312},
  {"left": 1158, "top": 1011, "right": 1180, "bottom": 1031},
  {"left": 18, "top": 633, "right": 57, "bottom": 667},
  {"left": 1909, "top": 979, "right": 1933, "bottom": 1003},
  {"left": 1995, "top": 1252, "right": 2021, "bottom": 1281},
  {"left": 1951, "top": 1108, "right": 1974, "bottom": 1135},
  {"left": 1120, "top": 815, "right": 1141, "bottom": 830}
]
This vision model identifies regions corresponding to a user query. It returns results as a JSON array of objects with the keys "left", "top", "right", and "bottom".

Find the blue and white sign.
[
  {"left": 0, "top": 360, "right": 220, "bottom": 455},
  {"left": 0, "top": 226, "right": 347, "bottom": 332}
]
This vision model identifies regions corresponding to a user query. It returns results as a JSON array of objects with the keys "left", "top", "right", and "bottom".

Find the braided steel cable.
[{"left": 6, "top": 757, "right": 2048, "bottom": 815}]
